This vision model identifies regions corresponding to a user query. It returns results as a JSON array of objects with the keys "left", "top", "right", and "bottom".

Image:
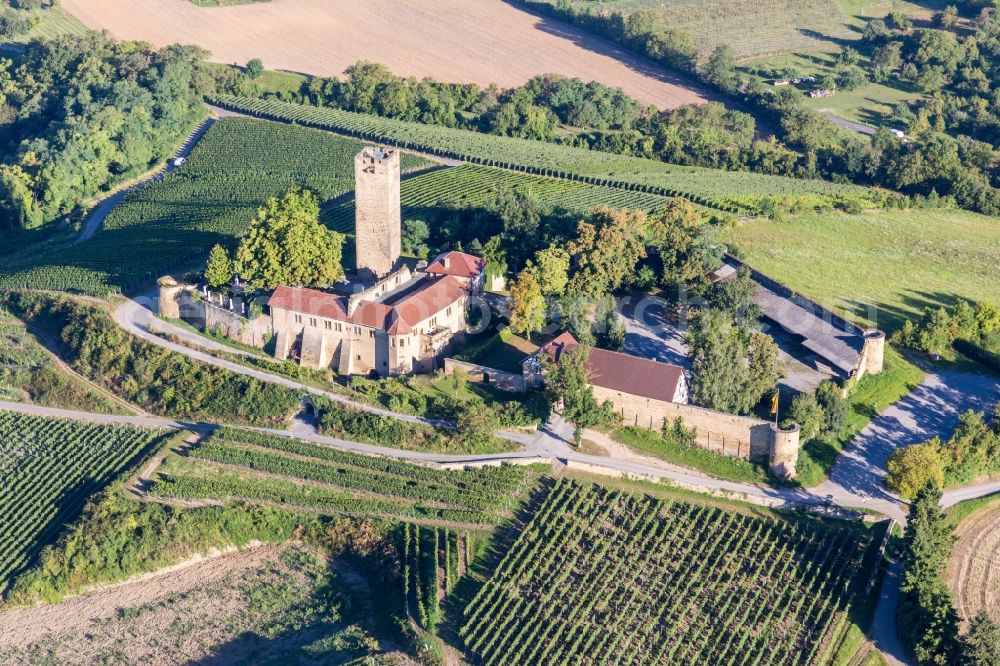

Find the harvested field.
[
  {"left": 59, "top": 0, "right": 715, "bottom": 109},
  {"left": 947, "top": 502, "right": 1000, "bottom": 625},
  {"left": 0, "top": 543, "right": 381, "bottom": 664}
]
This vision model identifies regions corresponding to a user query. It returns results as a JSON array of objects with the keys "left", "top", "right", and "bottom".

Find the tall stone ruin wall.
[{"left": 174, "top": 290, "right": 271, "bottom": 348}]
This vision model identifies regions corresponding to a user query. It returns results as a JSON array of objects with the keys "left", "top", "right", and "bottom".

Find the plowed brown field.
[{"left": 61, "top": 0, "right": 715, "bottom": 109}]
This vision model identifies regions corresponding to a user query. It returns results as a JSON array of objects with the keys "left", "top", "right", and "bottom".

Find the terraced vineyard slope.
[
  {"left": 210, "top": 96, "right": 884, "bottom": 213},
  {"left": 0, "top": 413, "right": 167, "bottom": 593},
  {"left": 148, "top": 428, "right": 541, "bottom": 528},
  {"left": 461, "top": 479, "right": 878, "bottom": 665}
]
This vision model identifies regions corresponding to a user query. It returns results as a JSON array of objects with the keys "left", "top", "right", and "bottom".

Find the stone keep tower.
[{"left": 354, "top": 147, "right": 401, "bottom": 279}]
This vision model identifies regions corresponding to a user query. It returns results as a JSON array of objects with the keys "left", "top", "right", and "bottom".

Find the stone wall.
[
  {"left": 443, "top": 358, "right": 525, "bottom": 393},
  {"left": 591, "top": 384, "right": 800, "bottom": 479},
  {"left": 177, "top": 291, "right": 271, "bottom": 348}
]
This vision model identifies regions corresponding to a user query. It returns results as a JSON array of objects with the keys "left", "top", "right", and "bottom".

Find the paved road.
[
  {"left": 815, "top": 368, "right": 1000, "bottom": 517},
  {"left": 618, "top": 293, "right": 690, "bottom": 368},
  {"left": 74, "top": 117, "right": 218, "bottom": 245},
  {"left": 115, "top": 294, "right": 452, "bottom": 429},
  {"left": 813, "top": 366, "right": 1000, "bottom": 666},
  {"left": 822, "top": 111, "right": 877, "bottom": 136},
  {"left": 7, "top": 320, "right": 1000, "bottom": 666}
]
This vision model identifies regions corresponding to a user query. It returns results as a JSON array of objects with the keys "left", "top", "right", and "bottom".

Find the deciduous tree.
[
  {"left": 567, "top": 206, "right": 646, "bottom": 297},
  {"left": 234, "top": 188, "right": 344, "bottom": 291},
  {"left": 508, "top": 269, "right": 546, "bottom": 340},
  {"left": 886, "top": 440, "right": 946, "bottom": 499},
  {"left": 545, "top": 346, "right": 606, "bottom": 444}
]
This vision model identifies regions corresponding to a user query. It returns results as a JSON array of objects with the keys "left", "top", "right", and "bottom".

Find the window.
[
  {"left": 294, "top": 314, "right": 302, "bottom": 324},
  {"left": 447, "top": 307, "right": 452, "bottom": 316},
  {"left": 369, "top": 330, "right": 375, "bottom": 338},
  {"left": 324, "top": 321, "right": 332, "bottom": 330},
  {"left": 309, "top": 317, "right": 317, "bottom": 327}
]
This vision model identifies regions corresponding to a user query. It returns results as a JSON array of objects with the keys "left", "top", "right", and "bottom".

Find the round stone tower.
[
  {"left": 768, "top": 422, "right": 800, "bottom": 481},
  {"left": 157, "top": 276, "right": 182, "bottom": 320},
  {"left": 863, "top": 329, "right": 885, "bottom": 376}
]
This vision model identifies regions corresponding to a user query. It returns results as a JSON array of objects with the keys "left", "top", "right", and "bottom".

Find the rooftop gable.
[
  {"left": 532, "top": 332, "right": 686, "bottom": 404},
  {"left": 423, "top": 251, "right": 485, "bottom": 279}
]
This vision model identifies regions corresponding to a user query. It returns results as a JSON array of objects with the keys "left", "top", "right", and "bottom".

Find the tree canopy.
[
  {"left": 685, "top": 308, "right": 781, "bottom": 415},
  {"left": 233, "top": 188, "right": 344, "bottom": 291},
  {"left": 0, "top": 34, "right": 206, "bottom": 230}
]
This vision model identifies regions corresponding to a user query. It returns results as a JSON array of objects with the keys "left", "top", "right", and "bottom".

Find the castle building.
[
  {"left": 268, "top": 146, "right": 485, "bottom": 377},
  {"left": 354, "top": 147, "right": 401, "bottom": 280}
]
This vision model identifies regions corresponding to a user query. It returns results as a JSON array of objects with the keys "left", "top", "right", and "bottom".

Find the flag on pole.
[{"left": 770, "top": 390, "right": 779, "bottom": 416}]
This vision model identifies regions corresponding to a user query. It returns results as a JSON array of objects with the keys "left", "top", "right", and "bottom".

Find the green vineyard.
[
  {"left": 325, "top": 164, "right": 671, "bottom": 233},
  {"left": 209, "top": 95, "right": 884, "bottom": 213},
  {"left": 0, "top": 412, "right": 167, "bottom": 592},
  {"left": 148, "top": 428, "right": 540, "bottom": 527},
  {"left": 402, "top": 523, "right": 478, "bottom": 632},
  {"left": 461, "top": 479, "right": 877, "bottom": 665},
  {"left": 0, "top": 118, "right": 428, "bottom": 296}
]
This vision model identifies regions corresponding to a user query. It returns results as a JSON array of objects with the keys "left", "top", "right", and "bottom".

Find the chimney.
[{"left": 443, "top": 255, "right": 450, "bottom": 269}]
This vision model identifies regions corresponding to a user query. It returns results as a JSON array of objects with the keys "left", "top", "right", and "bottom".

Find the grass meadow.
[{"left": 720, "top": 207, "right": 1000, "bottom": 334}]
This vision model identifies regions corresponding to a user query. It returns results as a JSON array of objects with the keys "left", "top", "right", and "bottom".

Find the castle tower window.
[
  {"left": 294, "top": 314, "right": 302, "bottom": 324},
  {"left": 325, "top": 321, "right": 332, "bottom": 330},
  {"left": 309, "top": 317, "right": 317, "bottom": 327}
]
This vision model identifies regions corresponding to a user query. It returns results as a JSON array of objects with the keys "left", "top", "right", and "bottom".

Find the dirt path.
[
  {"left": 0, "top": 543, "right": 281, "bottom": 649},
  {"left": 21, "top": 321, "right": 142, "bottom": 416},
  {"left": 581, "top": 427, "right": 713, "bottom": 478},
  {"left": 947, "top": 503, "right": 1000, "bottom": 625},
  {"left": 60, "top": 0, "right": 717, "bottom": 110}
]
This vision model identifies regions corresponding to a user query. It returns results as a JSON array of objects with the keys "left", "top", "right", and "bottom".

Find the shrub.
[
  {"left": 886, "top": 440, "right": 946, "bottom": 499},
  {"left": 789, "top": 393, "right": 824, "bottom": 441}
]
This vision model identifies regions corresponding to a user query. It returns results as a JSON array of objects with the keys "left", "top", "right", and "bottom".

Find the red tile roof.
[
  {"left": 269, "top": 286, "right": 347, "bottom": 320},
  {"left": 392, "top": 276, "right": 467, "bottom": 330},
  {"left": 268, "top": 276, "right": 468, "bottom": 336},
  {"left": 537, "top": 332, "right": 686, "bottom": 404},
  {"left": 423, "top": 251, "right": 485, "bottom": 279}
]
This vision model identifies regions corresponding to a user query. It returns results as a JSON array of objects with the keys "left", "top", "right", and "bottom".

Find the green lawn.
[
  {"left": 610, "top": 426, "right": 773, "bottom": 485},
  {"left": 739, "top": 49, "right": 923, "bottom": 128},
  {"left": 548, "top": 0, "right": 854, "bottom": 59},
  {"left": 453, "top": 331, "right": 538, "bottom": 374},
  {"left": 720, "top": 207, "right": 1000, "bottom": 334}
]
